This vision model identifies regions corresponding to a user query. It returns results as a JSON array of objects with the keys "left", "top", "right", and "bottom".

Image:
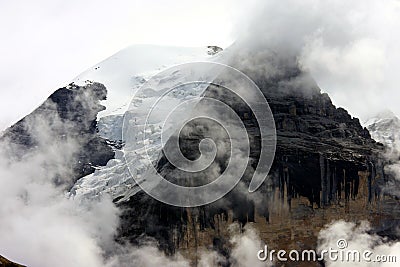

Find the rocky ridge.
[{"left": 0, "top": 82, "right": 115, "bottom": 185}]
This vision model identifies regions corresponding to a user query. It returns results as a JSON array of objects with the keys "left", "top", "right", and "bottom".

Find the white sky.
[
  {"left": 1, "top": 0, "right": 400, "bottom": 131},
  {"left": 0, "top": 0, "right": 243, "bottom": 130}
]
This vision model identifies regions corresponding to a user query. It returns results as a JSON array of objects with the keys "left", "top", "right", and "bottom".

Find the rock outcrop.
[{"left": 0, "top": 82, "right": 115, "bottom": 185}]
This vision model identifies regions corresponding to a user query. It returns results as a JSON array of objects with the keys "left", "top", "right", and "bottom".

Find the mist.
[
  {"left": 0, "top": 108, "right": 267, "bottom": 266},
  {"left": 0, "top": 112, "right": 119, "bottom": 266},
  {"left": 230, "top": 0, "right": 400, "bottom": 121},
  {"left": 318, "top": 220, "right": 400, "bottom": 267}
]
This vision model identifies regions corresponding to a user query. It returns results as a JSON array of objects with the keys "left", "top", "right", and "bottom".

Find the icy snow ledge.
[{"left": 71, "top": 45, "right": 223, "bottom": 200}]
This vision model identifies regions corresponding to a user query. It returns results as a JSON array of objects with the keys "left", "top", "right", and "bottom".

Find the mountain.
[
  {"left": 73, "top": 44, "right": 218, "bottom": 119},
  {"left": 365, "top": 110, "right": 400, "bottom": 200},
  {"left": 365, "top": 109, "right": 400, "bottom": 149},
  {"left": 70, "top": 45, "right": 220, "bottom": 198},
  {"left": 1, "top": 44, "right": 398, "bottom": 266},
  {"left": 114, "top": 48, "right": 393, "bottom": 259}
]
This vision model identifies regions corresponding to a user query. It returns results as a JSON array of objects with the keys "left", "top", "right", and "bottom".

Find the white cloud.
[
  {"left": 232, "top": 0, "right": 400, "bottom": 121},
  {"left": 0, "top": 114, "right": 120, "bottom": 267},
  {"left": 318, "top": 220, "right": 400, "bottom": 267}
]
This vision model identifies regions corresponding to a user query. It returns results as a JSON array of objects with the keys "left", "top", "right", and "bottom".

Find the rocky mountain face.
[
  {"left": 0, "top": 82, "right": 115, "bottom": 185},
  {"left": 116, "top": 56, "right": 392, "bottom": 265},
  {"left": 252, "top": 69, "right": 385, "bottom": 207},
  {"left": 1, "top": 51, "right": 396, "bottom": 266}
]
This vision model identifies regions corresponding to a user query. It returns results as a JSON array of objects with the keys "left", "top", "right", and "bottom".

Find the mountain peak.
[
  {"left": 364, "top": 109, "right": 400, "bottom": 127},
  {"left": 365, "top": 109, "right": 400, "bottom": 147}
]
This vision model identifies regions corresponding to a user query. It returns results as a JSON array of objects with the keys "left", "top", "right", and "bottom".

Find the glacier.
[{"left": 70, "top": 45, "right": 223, "bottom": 200}]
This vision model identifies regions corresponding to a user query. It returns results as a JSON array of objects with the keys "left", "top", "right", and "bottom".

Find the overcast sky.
[
  {"left": 0, "top": 0, "right": 244, "bottom": 130},
  {"left": 1, "top": 0, "right": 400, "bottom": 130}
]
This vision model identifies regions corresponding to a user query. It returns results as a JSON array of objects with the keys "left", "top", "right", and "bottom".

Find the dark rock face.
[
  {"left": 255, "top": 71, "right": 383, "bottom": 208},
  {"left": 207, "top": 46, "right": 223, "bottom": 55},
  {"left": 0, "top": 82, "right": 114, "bottom": 185},
  {"left": 117, "top": 61, "right": 386, "bottom": 257}
]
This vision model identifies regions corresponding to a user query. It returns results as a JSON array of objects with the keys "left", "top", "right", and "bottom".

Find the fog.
[
  {"left": 0, "top": 111, "right": 119, "bottom": 266},
  {"left": 318, "top": 220, "right": 400, "bottom": 267},
  {"left": 231, "top": 0, "right": 400, "bottom": 121}
]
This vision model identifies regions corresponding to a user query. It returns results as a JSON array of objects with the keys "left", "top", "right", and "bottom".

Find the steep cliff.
[{"left": 116, "top": 58, "right": 389, "bottom": 263}]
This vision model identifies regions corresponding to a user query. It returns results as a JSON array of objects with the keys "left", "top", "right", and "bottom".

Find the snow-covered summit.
[
  {"left": 365, "top": 109, "right": 400, "bottom": 148},
  {"left": 71, "top": 45, "right": 223, "bottom": 199},
  {"left": 73, "top": 44, "right": 220, "bottom": 119}
]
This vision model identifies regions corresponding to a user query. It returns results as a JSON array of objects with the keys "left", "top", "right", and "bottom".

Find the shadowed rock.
[{"left": 0, "top": 82, "right": 115, "bottom": 185}]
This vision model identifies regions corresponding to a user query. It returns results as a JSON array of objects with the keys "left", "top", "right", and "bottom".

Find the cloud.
[
  {"left": 0, "top": 94, "right": 268, "bottom": 266},
  {"left": 0, "top": 114, "right": 120, "bottom": 267},
  {"left": 229, "top": 224, "right": 270, "bottom": 267},
  {"left": 105, "top": 244, "right": 190, "bottom": 267},
  {"left": 230, "top": 0, "right": 400, "bottom": 120},
  {"left": 318, "top": 220, "right": 400, "bottom": 267}
]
